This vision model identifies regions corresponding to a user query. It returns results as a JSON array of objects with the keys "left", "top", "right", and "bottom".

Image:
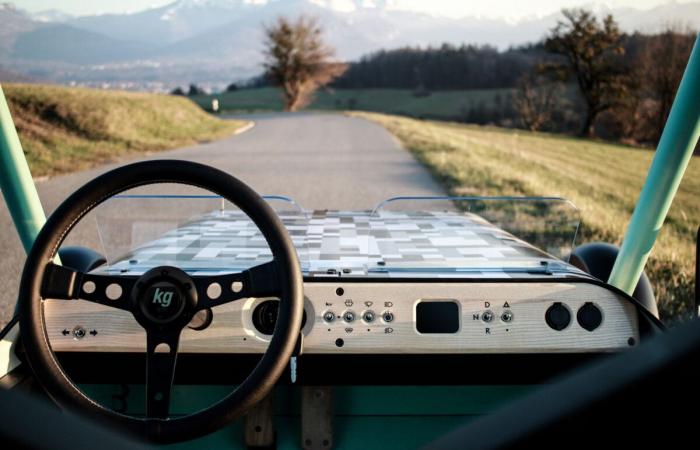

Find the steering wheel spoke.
[
  {"left": 194, "top": 261, "right": 281, "bottom": 310},
  {"left": 146, "top": 329, "right": 181, "bottom": 419},
  {"left": 40, "top": 262, "right": 135, "bottom": 311}
]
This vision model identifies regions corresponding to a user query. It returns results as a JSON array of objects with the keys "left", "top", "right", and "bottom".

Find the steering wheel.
[{"left": 18, "top": 160, "right": 304, "bottom": 443}]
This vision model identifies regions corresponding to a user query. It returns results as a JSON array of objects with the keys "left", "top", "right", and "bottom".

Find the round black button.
[
  {"left": 252, "top": 300, "right": 279, "bottom": 335},
  {"left": 545, "top": 302, "right": 571, "bottom": 331},
  {"left": 252, "top": 300, "right": 307, "bottom": 335},
  {"left": 577, "top": 302, "right": 603, "bottom": 331},
  {"left": 142, "top": 282, "right": 185, "bottom": 323}
]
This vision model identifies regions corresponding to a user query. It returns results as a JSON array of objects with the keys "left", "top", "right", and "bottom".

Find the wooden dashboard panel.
[{"left": 44, "top": 282, "right": 639, "bottom": 354}]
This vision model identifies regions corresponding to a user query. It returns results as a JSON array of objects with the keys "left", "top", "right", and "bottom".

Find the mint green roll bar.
[
  {"left": 0, "top": 84, "right": 48, "bottom": 253},
  {"left": 608, "top": 34, "right": 700, "bottom": 296}
]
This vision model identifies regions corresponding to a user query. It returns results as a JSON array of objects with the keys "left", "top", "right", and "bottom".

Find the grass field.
[
  {"left": 191, "top": 87, "right": 514, "bottom": 121},
  {"left": 353, "top": 112, "right": 699, "bottom": 323},
  {"left": 4, "top": 84, "right": 247, "bottom": 177}
]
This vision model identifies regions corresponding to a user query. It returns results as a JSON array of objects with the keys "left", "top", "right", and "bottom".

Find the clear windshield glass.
[
  {"left": 365, "top": 196, "right": 580, "bottom": 275},
  {"left": 93, "top": 185, "right": 308, "bottom": 275},
  {"left": 372, "top": 197, "right": 580, "bottom": 261},
  {"left": 92, "top": 193, "right": 579, "bottom": 277}
]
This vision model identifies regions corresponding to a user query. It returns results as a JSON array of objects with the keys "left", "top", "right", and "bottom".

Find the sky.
[{"left": 14, "top": 0, "right": 696, "bottom": 21}]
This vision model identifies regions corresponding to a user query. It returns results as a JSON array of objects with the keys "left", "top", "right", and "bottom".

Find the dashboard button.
[
  {"left": 253, "top": 300, "right": 307, "bottom": 335},
  {"left": 501, "top": 310, "right": 513, "bottom": 323},
  {"left": 252, "top": 300, "right": 279, "bottom": 335},
  {"left": 382, "top": 312, "right": 394, "bottom": 323},
  {"left": 482, "top": 310, "right": 494, "bottom": 323},
  {"left": 577, "top": 302, "right": 603, "bottom": 331},
  {"left": 323, "top": 311, "right": 336, "bottom": 323},
  {"left": 72, "top": 326, "right": 86, "bottom": 339},
  {"left": 343, "top": 311, "right": 356, "bottom": 322},
  {"left": 362, "top": 311, "right": 376, "bottom": 323},
  {"left": 545, "top": 302, "right": 571, "bottom": 331}
]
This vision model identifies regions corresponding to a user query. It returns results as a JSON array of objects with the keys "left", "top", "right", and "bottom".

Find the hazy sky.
[{"left": 14, "top": 0, "right": 696, "bottom": 20}]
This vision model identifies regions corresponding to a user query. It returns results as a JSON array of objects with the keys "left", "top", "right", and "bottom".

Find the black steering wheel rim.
[{"left": 18, "top": 160, "right": 304, "bottom": 443}]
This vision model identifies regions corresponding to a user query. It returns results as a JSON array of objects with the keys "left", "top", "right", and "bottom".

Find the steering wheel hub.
[
  {"left": 133, "top": 267, "right": 196, "bottom": 326},
  {"left": 142, "top": 283, "right": 183, "bottom": 322}
]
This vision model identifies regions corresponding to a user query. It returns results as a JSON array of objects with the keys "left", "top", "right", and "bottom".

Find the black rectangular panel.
[{"left": 416, "top": 301, "right": 460, "bottom": 333}]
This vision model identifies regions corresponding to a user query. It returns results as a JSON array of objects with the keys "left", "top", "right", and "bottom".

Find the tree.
[
  {"left": 170, "top": 87, "right": 186, "bottom": 96},
  {"left": 637, "top": 28, "right": 695, "bottom": 144},
  {"left": 263, "top": 16, "right": 347, "bottom": 111},
  {"left": 544, "top": 9, "right": 627, "bottom": 137},
  {"left": 515, "top": 73, "right": 560, "bottom": 131},
  {"left": 188, "top": 83, "right": 206, "bottom": 96}
]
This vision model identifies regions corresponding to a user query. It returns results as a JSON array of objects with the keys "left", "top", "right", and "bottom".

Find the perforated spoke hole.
[
  {"left": 207, "top": 282, "right": 222, "bottom": 299},
  {"left": 82, "top": 281, "right": 96, "bottom": 294},
  {"left": 105, "top": 283, "right": 122, "bottom": 300},
  {"left": 154, "top": 343, "right": 171, "bottom": 353}
]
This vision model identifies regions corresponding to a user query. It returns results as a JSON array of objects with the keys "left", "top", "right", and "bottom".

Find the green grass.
[
  {"left": 192, "top": 87, "right": 514, "bottom": 120},
  {"left": 353, "top": 112, "right": 699, "bottom": 323},
  {"left": 4, "top": 83, "right": 248, "bottom": 177}
]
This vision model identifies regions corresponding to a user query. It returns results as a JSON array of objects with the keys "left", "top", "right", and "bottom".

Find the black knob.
[
  {"left": 252, "top": 300, "right": 279, "bottom": 335},
  {"left": 545, "top": 302, "right": 571, "bottom": 331},
  {"left": 252, "top": 299, "right": 306, "bottom": 335},
  {"left": 577, "top": 302, "right": 603, "bottom": 331}
]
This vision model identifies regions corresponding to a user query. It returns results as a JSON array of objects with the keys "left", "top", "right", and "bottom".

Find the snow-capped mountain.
[
  {"left": 2, "top": 0, "right": 699, "bottom": 89},
  {"left": 30, "top": 9, "right": 73, "bottom": 23}
]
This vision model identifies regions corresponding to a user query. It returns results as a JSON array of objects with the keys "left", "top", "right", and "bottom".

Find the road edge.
[{"left": 234, "top": 121, "right": 255, "bottom": 135}]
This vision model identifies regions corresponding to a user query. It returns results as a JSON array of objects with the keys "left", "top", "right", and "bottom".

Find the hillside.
[
  {"left": 3, "top": 83, "right": 246, "bottom": 177},
  {"left": 354, "top": 112, "right": 699, "bottom": 323}
]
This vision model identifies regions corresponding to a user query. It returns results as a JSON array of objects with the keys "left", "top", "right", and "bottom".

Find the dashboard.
[
  {"left": 45, "top": 279, "right": 640, "bottom": 355},
  {"left": 43, "top": 205, "right": 652, "bottom": 380}
]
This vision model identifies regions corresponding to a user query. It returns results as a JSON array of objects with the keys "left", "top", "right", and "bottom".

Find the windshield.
[{"left": 92, "top": 194, "right": 579, "bottom": 278}]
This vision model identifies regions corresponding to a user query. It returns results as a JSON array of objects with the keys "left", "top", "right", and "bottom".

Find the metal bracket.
[
  {"left": 301, "top": 386, "right": 333, "bottom": 450},
  {"left": 244, "top": 390, "right": 275, "bottom": 449}
]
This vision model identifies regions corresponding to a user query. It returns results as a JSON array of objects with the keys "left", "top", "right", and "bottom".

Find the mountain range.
[{"left": 1, "top": 0, "right": 699, "bottom": 91}]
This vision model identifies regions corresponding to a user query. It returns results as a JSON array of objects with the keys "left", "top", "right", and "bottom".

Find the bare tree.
[
  {"left": 637, "top": 26, "right": 695, "bottom": 144},
  {"left": 263, "top": 16, "right": 347, "bottom": 112},
  {"left": 544, "top": 9, "right": 627, "bottom": 137},
  {"left": 515, "top": 73, "right": 560, "bottom": 131}
]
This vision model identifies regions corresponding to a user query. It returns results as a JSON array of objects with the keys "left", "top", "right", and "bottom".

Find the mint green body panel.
[
  {"left": 81, "top": 385, "right": 532, "bottom": 449},
  {"left": 609, "top": 34, "right": 700, "bottom": 295}
]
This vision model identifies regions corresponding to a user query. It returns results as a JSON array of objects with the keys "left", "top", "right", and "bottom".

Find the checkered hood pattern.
[{"left": 101, "top": 210, "right": 587, "bottom": 279}]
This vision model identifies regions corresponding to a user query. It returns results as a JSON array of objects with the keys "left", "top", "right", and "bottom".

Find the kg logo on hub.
[{"left": 152, "top": 288, "right": 174, "bottom": 307}]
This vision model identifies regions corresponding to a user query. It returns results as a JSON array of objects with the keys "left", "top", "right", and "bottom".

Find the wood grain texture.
[{"left": 45, "top": 282, "right": 639, "bottom": 354}]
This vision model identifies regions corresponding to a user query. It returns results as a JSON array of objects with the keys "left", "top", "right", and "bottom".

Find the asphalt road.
[{"left": 0, "top": 113, "right": 445, "bottom": 325}]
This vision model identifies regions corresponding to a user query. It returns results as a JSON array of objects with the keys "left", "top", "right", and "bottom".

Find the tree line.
[
  {"left": 330, "top": 10, "right": 695, "bottom": 144},
  {"left": 333, "top": 43, "right": 544, "bottom": 91}
]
